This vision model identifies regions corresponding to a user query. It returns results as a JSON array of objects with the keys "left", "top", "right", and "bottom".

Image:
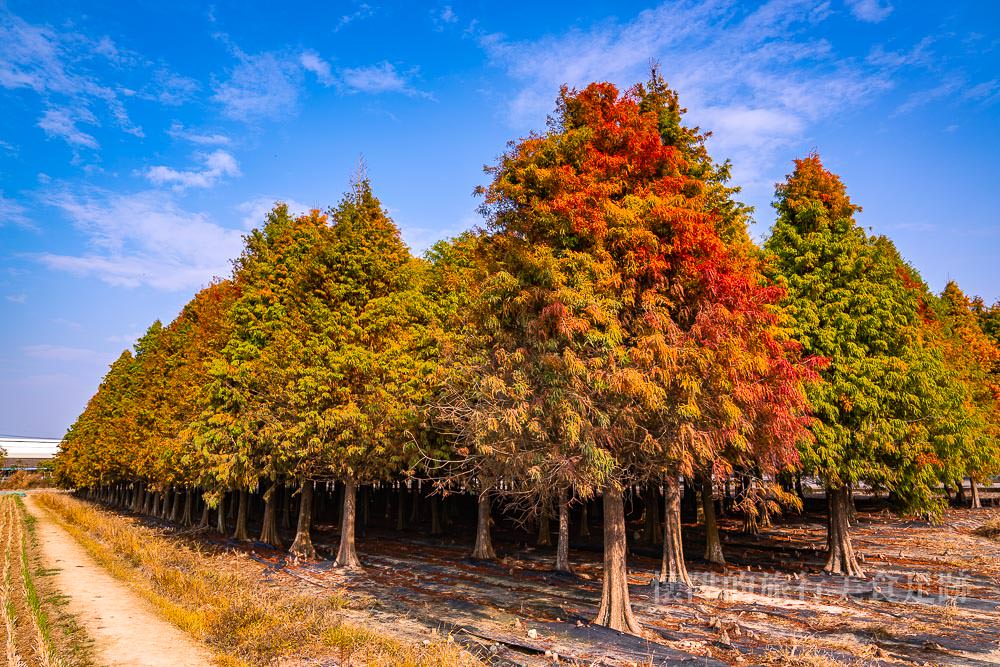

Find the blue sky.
[{"left": 1, "top": 0, "right": 998, "bottom": 438}]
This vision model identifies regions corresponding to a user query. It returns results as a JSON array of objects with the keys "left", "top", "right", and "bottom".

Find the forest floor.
[
  {"left": 23, "top": 490, "right": 1000, "bottom": 666},
  {"left": 201, "top": 501, "right": 1000, "bottom": 667}
]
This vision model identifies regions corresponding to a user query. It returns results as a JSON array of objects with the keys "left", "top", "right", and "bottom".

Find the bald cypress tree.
[{"left": 766, "top": 155, "right": 950, "bottom": 577}]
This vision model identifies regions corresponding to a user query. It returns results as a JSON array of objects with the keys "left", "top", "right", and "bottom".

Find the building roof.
[{"left": 1, "top": 436, "right": 61, "bottom": 462}]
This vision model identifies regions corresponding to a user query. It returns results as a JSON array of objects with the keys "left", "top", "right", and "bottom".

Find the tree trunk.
[
  {"left": 955, "top": 478, "right": 967, "bottom": 505},
  {"left": 536, "top": 505, "right": 552, "bottom": 547},
  {"left": 643, "top": 483, "right": 661, "bottom": 545},
  {"left": 335, "top": 479, "right": 362, "bottom": 569},
  {"left": 795, "top": 473, "right": 805, "bottom": 500},
  {"left": 181, "top": 489, "right": 193, "bottom": 527},
  {"left": 593, "top": 488, "right": 641, "bottom": 635},
  {"left": 198, "top": 502, "right": 210, "bottom": 529},
  {"left": 170, "top": 488, "right": 183, "bottom": 523},
  {"left": 232, "top": 490, "right": 249, "bottom": 541},
  {"left": 824, "top": 485, "right": 864, "bottom": 577},
  {"left": 555, "top": 487, "right": 572, "bottom": 573},
  {"left": 470, "top": 490, "right": 496, "bottom": 560},
  {"left": 150, "top": 491, "right": 160, "bottom": 517},
  {"left": 971, "top": 478, "right": 982, "bottom": 509},
  {"left": 281, "top": 484, "right": 292, "bottom": 530},
  {"left": 395, "top": 487, "right": 405, "bottom": 531},
  {"left": 259, "top": 480, "right": 283, "bottom": 548},
  {"left": 578, "top": 501, "right": 590, "bottom": 538},
  {"left": 701, "top": 472, "right": 725, "bottom": 565},
  {"left": 430, "top": 495, "right": 443, "bottom": 536},
  {"left": 660, "top": 474, "right": 691, "bottom": 585},
  {"left": 289, "top": 480, "right": 316, "bottom": 560},
  {"left": 132, "top": 485, "right": 143, "bottom": 513},
  {"left": 215, "top": 493, "right": 227, "bottom": 534}
]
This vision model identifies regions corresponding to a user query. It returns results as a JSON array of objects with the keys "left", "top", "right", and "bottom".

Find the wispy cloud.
[
  {"left": 335, "top": 3, "right": 376, "bottom": 32},
  {"left": 37, "top": 189, "right": 244, "bottom": 290},
  {"left": 845, "top": 0, "right": 893, "bottom": 24},
  {"left": 300, "top": 50, "right": 335, "bottom": 86},
  {"left": 340, "top": 62, "right": 428, "bottom": 96},
  {"left": 166, "top": 121, "right": 231, "bottom": 146},
  {"left": 144, "top": 150, "right": 241, "bottom": 190},
  {"left": 6, "top": 294, "right": 27, "bottom": 304},
  {"left": 301, "top": 51, "right": 429, "bottom": 97},
  {"left": 212, "top": 46, "right": 301, "bottom": 122},
  {"left": 37, "top": 107, "right": 99, "bottom": 149},
  {"left": 0, "top": 7, "right": 191, "bottom": 149},
  {"left": 237, "top": 196, "right": 312, "bottom": 230},
  {"left": 478, "top": 0, "right": 893, "bottom": 189},
  {"left": 0, "top": 192, "right": 34, "bottom": 228}
]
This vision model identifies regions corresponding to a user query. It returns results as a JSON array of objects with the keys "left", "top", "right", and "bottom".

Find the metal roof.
[{"left": 0, "top": 437, "right": 61, "bottom": 460}]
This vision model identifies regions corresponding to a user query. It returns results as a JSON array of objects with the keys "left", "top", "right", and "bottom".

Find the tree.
[
  {"left": 441, "top": 79, "right": 812, "bottom": 634},
  {"left": 278, "top": 177, "right": 435, "bottom": 569},
  {"left": 766, "top": 154, "right": 952, "bottom": 577},
  {"left": 936, "top": 282, "right": 1000, "bottom": 507}
]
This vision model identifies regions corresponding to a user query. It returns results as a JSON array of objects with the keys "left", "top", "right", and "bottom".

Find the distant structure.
[{"left": 1, "top": 436, "right": 61, "bottom": 471}]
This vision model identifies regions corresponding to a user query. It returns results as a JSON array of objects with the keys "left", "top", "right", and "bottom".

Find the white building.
[{"left": 1, "top": 436, "right": 61, "bottom": 470}]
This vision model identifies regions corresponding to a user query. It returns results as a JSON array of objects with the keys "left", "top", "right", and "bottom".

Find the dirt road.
[{"left": 23, "top": 493, "right": 214, "bottom": 667}]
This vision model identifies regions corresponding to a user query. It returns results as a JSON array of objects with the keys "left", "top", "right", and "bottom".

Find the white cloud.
[
  {"left": 166, "top": 122, "right": 231, "bottom": 146},
  {"left": 37, "top": 107, "right": 99, "bottom": 149},
  {"left": 237, "top": 196, "right": 312, "bottom": 230},
  {"left": 479, "top": 0, "right": 892, "bottom": 190},
  {"left": 6, "top": 294, "right": 27, "bottom": 304},
  {"left": 212, "top": 49, "right": 301, "bottom": 122},
  {"left": 340, "top": 62, "right": 426, "bottom": 96},
  {"left": 335, "top": 3, "right": 375, "bottom": 32},
  {"left": 0, "top": 191, "right": 33, "bottom": 228},
  {"left": 0, "top": 8, "right": 175, "bottom": 147},
  {"left": 300, "top": 50, "right": 335, "bottom": 86},
  {"left": 144, "top": 150, "right": 241, "bottom": 190},
  {"left": 845, "top": 0, "right": 893, "bottom": 23},
  {"left": 22, "top": 344, "right": 104, "bottom": 363},
  {"left": 37, "top": 189, "right": 245, "bottom": 290}
]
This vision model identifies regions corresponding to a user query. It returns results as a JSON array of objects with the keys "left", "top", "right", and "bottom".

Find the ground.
[
  {"left": 16, "top": 491, "right": 1000, "bottom": 666},
  {"left": 23, "top": 493, "right": 214, "bottom": 666},
  {"left": 213, "top": 500, "right": 1000, "bottom": 666}
]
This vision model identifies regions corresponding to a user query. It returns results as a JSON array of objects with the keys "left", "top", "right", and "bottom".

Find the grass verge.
[{"left": 34, "top": 492, "right": 477, "bottom": 666}]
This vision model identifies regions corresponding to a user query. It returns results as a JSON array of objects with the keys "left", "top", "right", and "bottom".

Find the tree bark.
[
  {"left": 971, "top": 478, "right": 982, "bottom": 509},
  {"left": 823, "top": 485, "right": 864, "bottom": 577},
  {"left": 395, "top": 487, "right": 406, "bottom": 531},
  {"left": 470, "top": 489, "right": 496, "bottom": 560},
  {"left": 430, "top": 494, "right": 443, "bottom": 536},
  {"left": 536, "top": 505, "right": 552, "bottom": 547},
  {"left": 555, "top": 487, "right": 572, "bottom": 573},
  {"left": 198, "top": 501, "right": 210, "bottom": 529},
  {"left": 215, "top": 493, "right": 227, "bottom": 534},
  {"left": 181, "top": 489, "right": 193, "bottom": 527},
  {"left": 281, "top": 484, "right": 292, "bottom": 529},
  {"left": 593, "top": 488, "right": 641, "bottom": 635},
  {"left": 955, "top": 478, "right": 967, "bottom": 505},
  {"left": 151, "top": 491, "right": 161, "bottom": 517},
  {"left": 702, "top": 472, "right": 725, "bottom": 565},
  {"left": 259, "top": 480, "right": 283, "bottom": 548},
  {"left": 335, "top": 479, "right": 362, "bottom": 569},
  {"left": 643, "top": 483, "right": 661, "bottom": 545},
  {"left": 578, "top": 501, "right": 590, "bottom": 538},
  {"left": 232, "top": 490, "right": 249, "bottom": 541},
  {"left": 289, "top": 480, "right": 316, "bottom": 560},
  {"left": 660, "top": 474, "right": 691, "bottom": 585}
]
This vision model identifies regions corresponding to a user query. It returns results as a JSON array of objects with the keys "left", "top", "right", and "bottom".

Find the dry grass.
[
  {"left": 973, "top": 518, "right": 1000, "bottom": 540},
  {"left": 0, "top": 471, "right": 52, "bottom": 490},
  {"left": 0, "top": 495, "right": 91, "bottom": 666},
  {"left": 34, "top": 492, "right": 479, "bottom": 667}
]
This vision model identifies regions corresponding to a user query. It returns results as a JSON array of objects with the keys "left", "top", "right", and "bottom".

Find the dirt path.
[{"left": 23, "top": 494, "right": 215, "bottom": 667}]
